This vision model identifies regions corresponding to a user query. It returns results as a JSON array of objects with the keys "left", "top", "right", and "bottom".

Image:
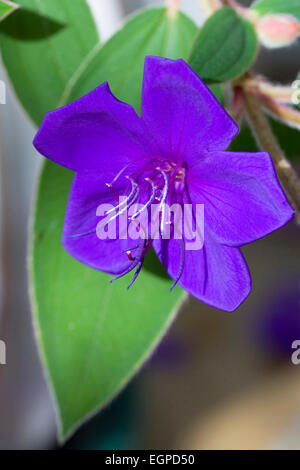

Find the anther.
[{"left": 126, "top": 251, "right": 136, "bottom": 261}]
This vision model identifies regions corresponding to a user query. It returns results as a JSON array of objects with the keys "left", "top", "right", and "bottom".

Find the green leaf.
[
  {"left": 188, "top": 7, "right": 258, "bottom": 84},
  {"left": 209, "top": 84, "right": 224, "bottom": 105},
  {"left": 0, "top": 0, "right": 19, "bottom": 22},
  {"left": 0, "top": 0, "right": 99, "bottom": 125},
  {"left": 251, "top": 0, "right": 300, "bottom": 21},
  {"left": 31, "top": 162, "right": 185, "bottom": 441},
  {"left": 31, "top": 7, "right": 196, "bottom": 440},
  {"left": 61, "top": 7, "right": 198, "bottom": 111}
]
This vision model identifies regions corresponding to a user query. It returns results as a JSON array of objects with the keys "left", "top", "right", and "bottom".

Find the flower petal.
[
  {"left": 62, "top": 171, "right": 142, "bottom": 275},
  {"left": 34, "top": 83, "right": 157, "bottom": 172},
  {"left": 188, "top": 151, "right": 294, "bottom": 246},
  {"left": 141, "top": 56, "right": 238, "bottom": 165},
  {"left": 153, "top": 229, "right": 251, "bottom": 312}
]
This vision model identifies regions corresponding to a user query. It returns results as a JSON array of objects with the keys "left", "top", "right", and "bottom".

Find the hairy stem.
[
  {"left": 232, "top": 87, "right": 245, "bottom": 124},
  {"left": 258, "top": 93, "right": 300, "bottom": 130},
  {"left": 243, "top": 76, "right": 295, "bottom": 103},
  {"left": 243, "top": 89, "right": 300, "bottom": 217}
]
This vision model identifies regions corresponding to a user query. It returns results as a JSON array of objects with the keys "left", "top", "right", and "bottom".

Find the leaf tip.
[{"left": 0, "top": 0, "right": 20, "bottom": 22}]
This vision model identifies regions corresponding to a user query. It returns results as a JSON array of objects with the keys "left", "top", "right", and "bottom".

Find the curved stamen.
[
  {"left": 126, "top": 260, "right": 144, "bottom": 290},
  {"left": 170, "top": 238, "right": 185, "bottom": 291},
  {"left": 121, "top": 245, "right": 140, "bottom": 253},
  {"left": 96, "top": 183, "right": 140, "bottom": 234},
  {"left": 69, "top": 228, "right": 96, "bottom": 239},
  {"left": 70, "top": 178, "right": 139, "bottom": 239},
  {"left": 108, "top": 161, "right": 135, "bottom": 186},
  {"left": 126, "top": 251, "right": 136, "bottom": 261},
  {"left": 126, "top": 236, "right": 154, "bottom": 289},
  {"left": 156, "top": 168, "right": 169, "bottom": 234},
  {"left": 105, "top": 183, "right": 119, "bottom": 203},
  {"left": 110, "top": 214, "right": 150, "bottom": 286},
  {"left": 71, "top": 159, "right": 188, "bottom": 292},
  {"left": 110, "top": 239, "right": 145, "bottom": 284},
  {"left": 105, "top": 177, "right": 138, "bottom": 217},
  {"left": 130, "top": 178, "right": 156, "bottom": 220}
]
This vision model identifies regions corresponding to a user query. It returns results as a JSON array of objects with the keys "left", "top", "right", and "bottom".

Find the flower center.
[
  {"left": 72, "top": 158, "right": 188, "bottom": 291},
  {"left": 102, "top": 158, "right": 188, "bottom": 289},
  {"left": 106, "top": 157, "right": 187, "bottom": 227}
]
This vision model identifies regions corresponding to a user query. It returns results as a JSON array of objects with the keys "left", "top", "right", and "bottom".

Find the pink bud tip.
[{"left": 257, "top": 14, "right": 300, "bottom": 49}]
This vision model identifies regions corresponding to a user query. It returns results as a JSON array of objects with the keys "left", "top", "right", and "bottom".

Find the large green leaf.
[
  {"left": 188, "top": 7, "right": 258, "bottom": 84},
  {"left": 61, "top": 7, "right": 198, "bottom": 111},
  {"left": 31, "top": 7, "right": 196, "bottom": 440},
  {"left": 0, "top": 0, "right": 99, "bottom": 125},
  {"left": 251, "top": 0, "right": 300, "bottom": 21},
  {"left": 0, "top": 0, "right": 19, "bottom": 22},
  {"left": 31, "top": 162, "right": 185, "bottom": 441}
]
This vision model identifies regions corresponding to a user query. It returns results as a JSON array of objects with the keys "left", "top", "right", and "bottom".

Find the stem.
[
  {"left": 243, "top": 89, "right": 300, "bottom": 217},
  {"left": 231, "top": 87, "right": 245, "bottom": 125},
  {"left": 259, "top": 93, "right": 300, "bottom": 130},
  {"left": 166, "top": 0, "right": 180, "bottom": 18},
  {"left": 243, "top": 77, "right": 294, "bottom": 103}
]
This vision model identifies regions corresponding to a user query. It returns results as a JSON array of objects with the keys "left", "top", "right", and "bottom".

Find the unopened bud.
[{"left": 257, "top": 14, "right": 300, "bottom": 49}]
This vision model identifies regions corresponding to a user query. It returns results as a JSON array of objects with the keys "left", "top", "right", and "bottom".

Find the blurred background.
[{"left": 0, "top": 0, "right": 300, "bottom": 450}]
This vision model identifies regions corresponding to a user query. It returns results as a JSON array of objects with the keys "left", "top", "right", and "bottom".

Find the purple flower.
[{"left": 33, "top": 56, "right": 294, "bottom": 312}]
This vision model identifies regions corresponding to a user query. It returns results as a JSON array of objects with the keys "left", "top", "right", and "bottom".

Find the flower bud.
[{"left": 257, "top": 14, "right": 300, "bottom": 49}]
